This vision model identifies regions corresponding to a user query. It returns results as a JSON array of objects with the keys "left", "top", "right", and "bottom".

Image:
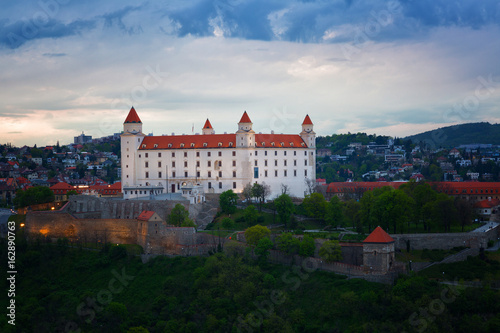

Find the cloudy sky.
[{"left": 1, "top": 0, "right": 499, "bottom": 146}]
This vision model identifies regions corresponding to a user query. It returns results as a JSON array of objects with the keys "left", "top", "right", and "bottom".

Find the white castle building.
[{"left": 121, "top": 107, "right": 316, "bottom": 199}]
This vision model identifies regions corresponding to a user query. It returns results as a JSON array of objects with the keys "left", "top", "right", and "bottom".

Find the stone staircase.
[{"left": 194, "top": 194, "right": 220, "bottom": 230}]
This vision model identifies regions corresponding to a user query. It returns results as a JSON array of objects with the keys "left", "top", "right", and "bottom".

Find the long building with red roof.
[
  {"left": 327, "top": 181, "right": 500, "bottom": 203},
  {"left": 121, "top": 107, "right": 316, "bottom": 199}
]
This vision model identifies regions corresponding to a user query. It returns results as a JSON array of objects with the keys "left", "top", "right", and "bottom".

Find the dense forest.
[
  {"left": 2, "top": 231, "right": 500, "bottom": 333},
  {"left": 404, "top": 122, "right": 500, "bottom": 147}
]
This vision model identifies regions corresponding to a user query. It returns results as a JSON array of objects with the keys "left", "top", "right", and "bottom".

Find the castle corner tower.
[
  {"left": 202, "top": 119, "right": 215, "bottom": 135},
  {"left": 236, "top": 111, "right": 255, "bottom": 148},
  {"left": 300, "top": 114, "right": 315, "bottom": 149},
  {"left": 121, "top": 107, "right": 145, "bottom": 188}
]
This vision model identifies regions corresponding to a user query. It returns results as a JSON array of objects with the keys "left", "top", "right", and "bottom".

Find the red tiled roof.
[
  {"left": 124, "top": 107, "right": 142, "bottom": 123},
  {"left": 363, "top": 226, "right": 394, "bottom": 243},
  {"left": 138, "top": 210, "right": 156, "bottom": 221},
  {"left": 239, "top": 111, "right": 252, "bottom": 123},
  {"left": 302, "top": 114, "right": 313, "bottom": 125},
  {"left": 203, "top": 119, "right": 213, "bottom": 129},
  {"left": 474, "top": 199, "right": 500, "bottom": 209},
  {"left": 139, "top": 133, "right": 308, "bottom": 149},
  {"left": 50, "top": 182, "right": 74, "bottom": 191},
  {"left": 327, "top": 182, "right": 405, "bottom": 193}
]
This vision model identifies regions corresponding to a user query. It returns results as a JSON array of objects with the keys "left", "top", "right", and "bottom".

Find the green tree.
[
  {"left": 274, "top": 193, "right": 294, "bottom": 227},
  {"left": 251, "top": 182, "right": 271, "bottom": 212},
  {"left": 169, "top": 204, "right": 189, "bottom": 226},
  {"left": 219, "top": 189, "right": 238, "bottom": 214},
  {"left": 372, "top": 189, "right": 415, "bottom": 234},
  {"left": 455, "top": 197, "right": 472, "bottom": 232},
  {"left": 428, "top": 193, "right": 459, "bottom": 232},
  {"left": 255, "top": 237, "right": 273, "bottom": 261},
  {"left": 276, "top": 233, "right": 300, "bottom": 255},
  {"left": 221, "top": 217, "right": 235, "bottom": 230},
  {"left": 127, "top": 327, "right": 150, "bottom": 333},
  {"left": 181, "top": 218, "right": 196, "bottom": 228},
  {"left": 299, "top": 235, "right": 315, "bottom": 257},
  {"left": 243, "top": 205, "right": 259, "bottom": 226},
  {"left": 302, "top": 192, "right": 327, "bottom": 219},
  {"left": 13, "top": 186, "right": 55, "bottom": 208},
  {"left": 319, "top": 240, "right": 342, "bottom": 262},
  {"left": 343, "top": 199, "right": 362, "bottom": 232},
  {"left": 325, "top": 196, "right": 344, "bottom": 227},
  {"left": 244, "top": 224, "right": 271, "bottom": 246}
]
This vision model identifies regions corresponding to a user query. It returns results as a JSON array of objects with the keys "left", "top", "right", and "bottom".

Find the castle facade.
[{"left": 121, "top": 108, "right": 316, "bottom": 199}]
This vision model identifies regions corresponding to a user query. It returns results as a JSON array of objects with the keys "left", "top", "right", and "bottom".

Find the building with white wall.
[{"left": 121, "top": 107, "right": 316, "bottom": 199}]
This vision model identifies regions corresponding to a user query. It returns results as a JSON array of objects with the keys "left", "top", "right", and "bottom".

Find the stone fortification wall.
[
  {"left": 65, "top": 195, "right": 188, "bottom": 221},
  {"left": 392, "top": 226, "right": 499, "bottom": 250},
  {"left": 25, "top": 211, "right": 137, "bottom": 244}
]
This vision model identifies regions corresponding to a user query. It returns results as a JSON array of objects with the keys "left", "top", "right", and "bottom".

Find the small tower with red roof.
[
  {"left": 202, "top": 119, "right": 215, "bottom": 135},
  {"left": 121, "top": 107, "right": 145, "bottom": 188},
  {"left": 236, "top": 111, "right": 255, "bottom": 148},
  {"left": 300, "top": 114, "right": 315, "bottom": 148},
  {"left": 362, "top": 226, "right": 395, "bottom": 273}
]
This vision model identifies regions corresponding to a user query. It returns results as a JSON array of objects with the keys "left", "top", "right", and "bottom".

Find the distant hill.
[{"left": 404, "top": 122, "right": 500, "bottom": 147}]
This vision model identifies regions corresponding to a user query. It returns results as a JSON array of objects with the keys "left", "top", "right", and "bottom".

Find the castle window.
[
  {"left": 171, "top": 152, "right": 175, "bottom": 157},
  {"left": 304, "top": 151, "right": 307, "bottom": 156},
  {"left": 219, "top": 171, "right": 222, "bottom": 177},
  {"left": 208, "top": 161, "right": 211, "bottom": 167},
  {"left": 145, "top": 172, "right": 149, "bottom": 178},
  {"left": 168, "top": 144, "right": 172, "bottom": 148},
  {"left": 233, "top": 182, "right": 236, "bottom": 189},
  {"left": 271, "top": 142, "right": 275, "bottom": 146},
  {"left": 208, "top": 171, "right": 211, "bottom": 178},
  {"left": 145, "top": 153, "right": 149, "bottom": 157},
  {"left": 196, "top": 161, "right": 200, "bottom": 167},
  {"left": 294, "top": 160, "right": 297, "bottom": 166},
  {"left": 158, "top": 171, "right": 162, "bottom": 178},
  {"left": 208, "top": 182, "right": 212, "bottom": 189},
  {"left": 184, "top": 171, "right": 188, "bottom": 177},
  {"left": 184, "top": 161, "right": 188, "bottom": 168},
  {"left": 207, "top": 152, "right": 211, "bottom": 157},
  {"left": 262, "top": 142, "right": 265, "bottom": 146},
  {"left": 232, "top": 160, "right": 236, "bottom": 167},
  {"left": 255, "top": 160, "right": 258, "bottom": 166},
  {"left": 184, "top": 152, "right": 187, "bottom": 157},
  {"left": 218, "top": 151, "right": 222, "bottom": 156},
  {"left": 233, "top": 171, "right": 236, "bottom": 177},
  {"left": 154, "top": 144, "right": 158, "bottom": 148},
  {"left": 145, "top": 162, "right": 149, "bottom": 168},
  {"left": 265, "top": 151, "right": 267, "bottom": 156},
  {"left": 290, "top": 142, "right": 294, "bottom": 147},
  {"left": 294, "top": 170, "right": 297, "bottom": 177},
  {"left": 265, "top": 170, "right": 268, "bottom": 177},
  {"left": 274, "top": 160, "right": 278, "bottom": 166},
  {"left": 232, "top": 151, "right": 236, "bottom": 156},
  {"left": 305, "top": 170, "right": 308, "bottom": 176},
  {"left": 158, "top": 161, "right": 162, "bottom": 168},
  {"left": 229, "top": 142, "right": 233, "bottom": 147},
  {"left": 275, "top": 170, "right": 278, "bottom": 177},
  {"left": 264, "top": 160, "right": 268, "bottom": 167},
  {"left": 301, "top": 143, "right": 305, "bottom": 146},
  {"left": 139, "top": 154, "right": 141, "bottom": 158},
  {"left": 172, "top": 161, "right": 175, "bottom": 167},
  {"left": 280, "top": 142, "right": 284, "bottom": 147},
  {"left": 204, "top": 143, "right": 208, "bottom": 147},
  {"left": 158, "top": 152, "right": 161, "bottom": 157},
  {"left": 284, "top": 151, "right": 287, "bottom": 156},
  {"left": 284, "top": 170, "right": 287, "bottom": 177},
  {"left": 196, "top": 152, "right": 200, "bottom": 157},
  {"left": 191, "top": 143, "right": 195, "bottom": 147},
  {"left": 180, "top": 143, "right": 185, "bottom": 148},
  {"left": 219, "top": 182, "right": 222, "bottom": 189},
  {"left": 172, "top": 171, "right": 176, "bottom": 177},
  {"left": 275, "top": 151, "right": 278, "bottom": 156},
  {"left": 218, "top": 142, "right": 222, "bottom": 147},
  {"left": 255, "top": 151, "right": 258, "bottom": 156},
  {"left": 284, "top": 160, "right": 287, "bottom": 166}
]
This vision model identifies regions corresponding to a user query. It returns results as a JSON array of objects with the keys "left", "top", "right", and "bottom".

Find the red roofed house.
[
  {"left": 473, "top": 198, "right": 500, "bottom": 217},
  {"left": 363, "top": 226, "right": 395, "bottom": 273},
  {"left": 121, "top": 107, "right": 316, "bottom": 199}
]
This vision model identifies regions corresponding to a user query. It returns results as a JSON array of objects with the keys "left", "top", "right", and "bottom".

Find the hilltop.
[{"left": 404, "top": 122, "right": 500, "bottom": 147}]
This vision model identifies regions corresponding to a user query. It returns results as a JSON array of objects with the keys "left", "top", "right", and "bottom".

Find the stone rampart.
[{"left": 392, "top": 226, "right": 499, "bottom": 250}]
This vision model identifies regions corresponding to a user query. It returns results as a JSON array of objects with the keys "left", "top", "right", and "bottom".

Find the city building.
[
  {"left": 121, "top": 107, "right": 316, "bottom": 199},
  {"left": 74, "top": 132, "right": 92, "bottom": 145}
]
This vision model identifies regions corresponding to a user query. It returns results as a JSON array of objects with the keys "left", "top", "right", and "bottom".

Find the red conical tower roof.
[
  {"left": 302, "top": 114, "right": 313, "bottom": 125},
  {"left": 239, "top": 111, "right": 252, "bottom": 123},
  {"left": 124, "top": 107, "right": 142, "bottom": 123},
  {"left": 203, "top": 119, "right": 213, "bottom": 129},
  {"left": 363, "top": 226, "right": 394, "bottom": 243}
]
